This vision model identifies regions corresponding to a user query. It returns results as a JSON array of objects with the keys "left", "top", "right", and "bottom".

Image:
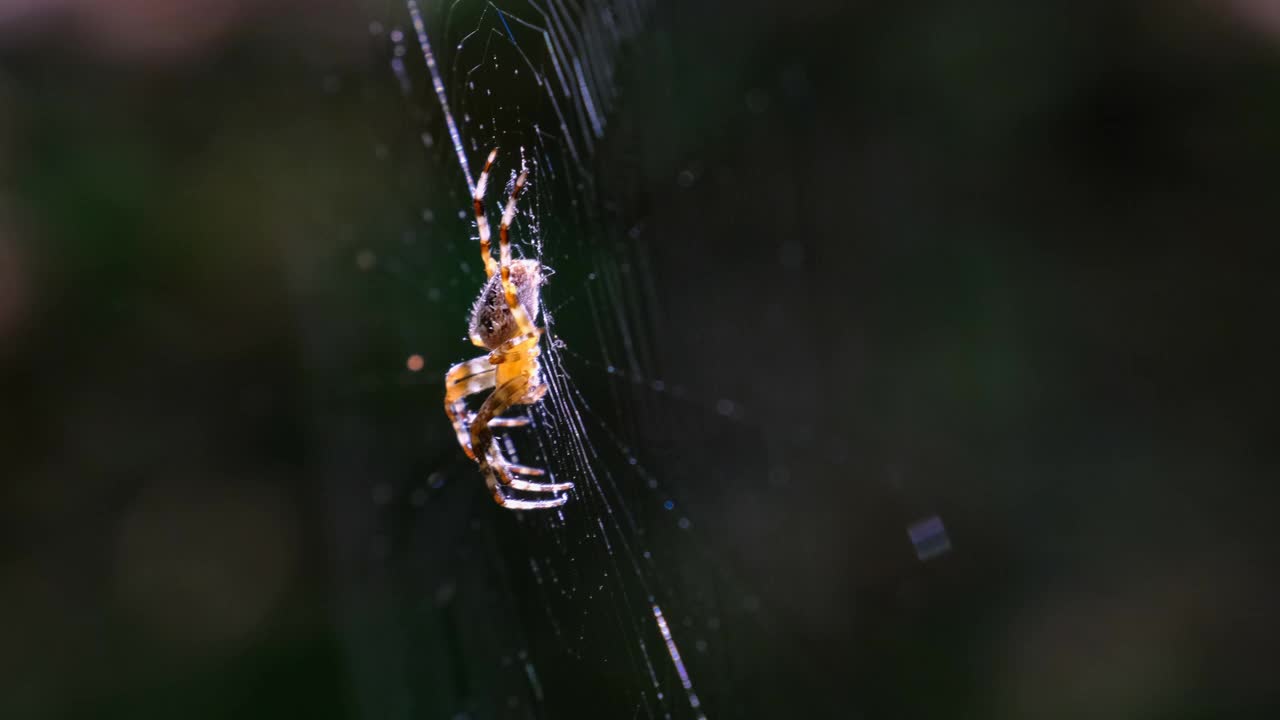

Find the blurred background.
[{"left": 2, "top": 1, "right": 1279, "bottom": 718}]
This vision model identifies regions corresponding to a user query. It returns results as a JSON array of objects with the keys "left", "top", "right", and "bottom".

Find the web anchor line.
[
  {"left": 652, "top": 602, "right": 707, "bottom": 719},
  {"left": 407, "top": 0, "right": 476, "bottom": 195}
]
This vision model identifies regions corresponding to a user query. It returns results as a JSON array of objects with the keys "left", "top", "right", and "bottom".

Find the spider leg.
[
  {"left": 497, "top": 170, "right": 538, "bottom": 337},
  {"left": 487, "top": 331, "right": 542, "bottom": 366},
  {"left": 483, "top": 444, "right": 570, "bottom": 492},
  {"left": 483, "top": 332, "right": 547, "bottom": 432},
  {"left": 473, "top": 147, "right": 500, "bottom": 279},
  {"left": 442, "top": 356, "right": 541, "bottom": 466},
  {"left": 487, "top": 417, "right": 530, "bottom": 428},
  {"left": 445, "top": 354, "right": 495, "bottom": 388},
  {"left": 444, "top": 355, "right": 496, "bottom": 461},
  {"left": 485, "top": 478, "right": 568, "bottom": 510},
  {"left": 462, "top": 330, "right": 539, "bottom": 429},
  {"left": 489, "top": 348, "right": 537, "bottom": 367},
  {"left": 490, "top": 465, "right": 573, "bottom": 496},
  {"left": 472, "top": 374, "right": 573, "bottom": 504}
]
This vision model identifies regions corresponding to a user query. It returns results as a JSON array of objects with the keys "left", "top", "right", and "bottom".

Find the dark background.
[{"left": 2, "top": 1, "right": 1278, "bottom": 718}]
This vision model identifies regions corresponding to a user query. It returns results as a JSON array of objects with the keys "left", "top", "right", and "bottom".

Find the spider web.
[{"left": 309, "top": 1, "right": 785, "bottom": 718}]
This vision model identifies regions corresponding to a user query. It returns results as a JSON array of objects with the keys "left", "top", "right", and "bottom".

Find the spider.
[{"left": 443, "top": 148, "right": 573, "bottom": 510}]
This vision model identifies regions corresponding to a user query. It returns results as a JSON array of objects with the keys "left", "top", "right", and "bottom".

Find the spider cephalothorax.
[{"left": 443, "top": 149, "right": 572, "bottom": 510}]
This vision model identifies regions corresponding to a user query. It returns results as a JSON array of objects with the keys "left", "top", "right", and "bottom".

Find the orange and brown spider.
[{"left": 443, "top": 148, "right": 573, "bottom": 510}]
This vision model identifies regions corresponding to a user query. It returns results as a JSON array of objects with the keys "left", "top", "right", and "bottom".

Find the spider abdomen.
[{"left": 468, "top": 259, "right": 543, "bottom": 349}]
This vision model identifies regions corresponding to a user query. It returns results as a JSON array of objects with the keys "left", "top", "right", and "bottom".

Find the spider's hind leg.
[
  {"left": 486, "top": 469, "right": 569, "bottom": 510},
  {"left": 480, "top": 434, "right": 574, "bottom": 493},
  {"left": 472, "top": 374, "right": 574, "bottom": 505},
  {"left": 487, "top": 416, "right": 531, "bottom": 428}
]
